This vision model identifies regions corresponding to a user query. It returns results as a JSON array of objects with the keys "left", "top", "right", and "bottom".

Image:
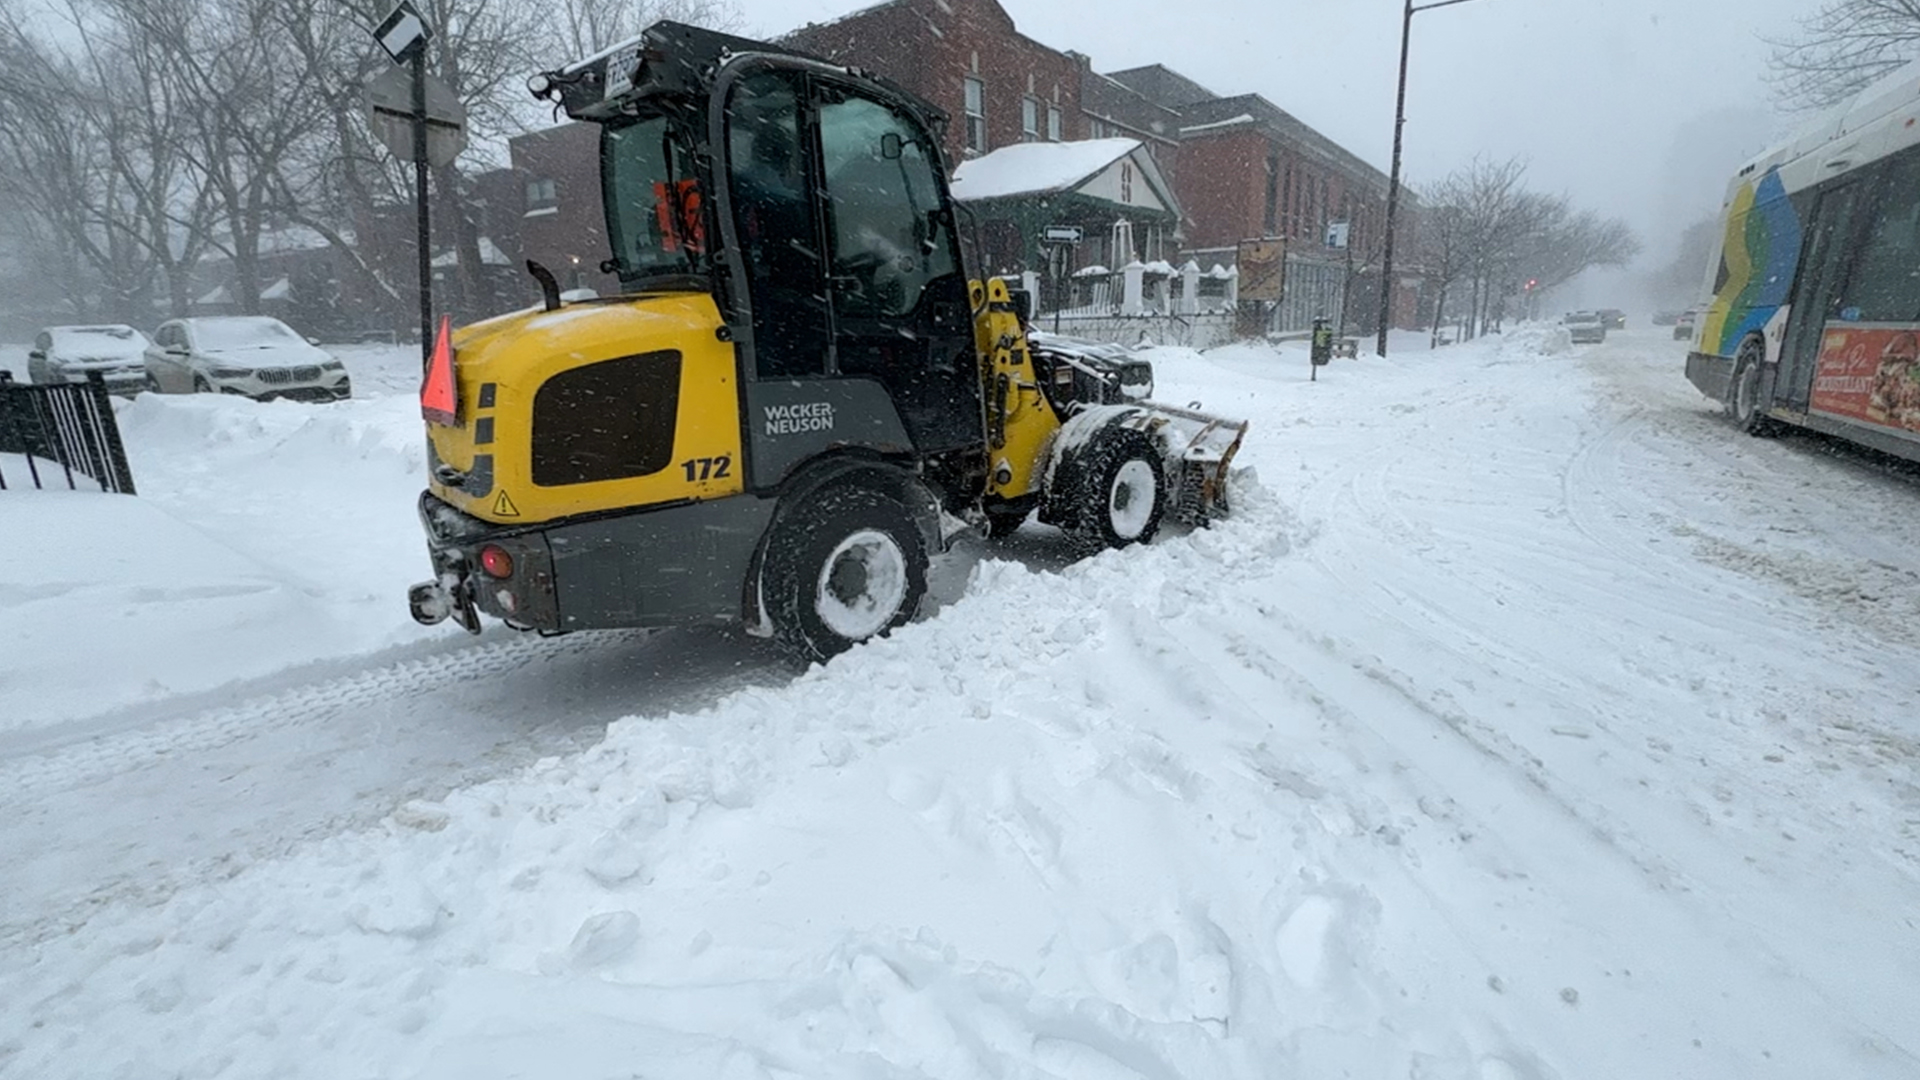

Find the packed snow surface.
[{"left": 3, "top": 328, "right": 1918, "bottom": 1079}]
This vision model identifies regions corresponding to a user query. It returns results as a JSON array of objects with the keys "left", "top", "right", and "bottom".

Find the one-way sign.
[
  {"left": 364, "top": 65, "right": 467, "bottom": 167},
  {"left": 374, "top": 1, "right": 432, "bottom": 62}
]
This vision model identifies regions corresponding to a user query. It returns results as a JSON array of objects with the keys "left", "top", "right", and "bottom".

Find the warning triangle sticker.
[
  {"left": 493, "top": 490, "right": 521, "bottom": 518},
  {"left": 421, "top": 314, "right": 458, "bottom": 426}
]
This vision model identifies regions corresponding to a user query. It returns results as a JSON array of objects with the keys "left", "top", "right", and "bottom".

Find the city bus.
[{"left": 1685, "top": 60, "right": 1920, "bottom": 463}]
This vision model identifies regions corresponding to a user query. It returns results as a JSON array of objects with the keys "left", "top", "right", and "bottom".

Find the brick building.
[
  {"left": 782, "top": 0, "right": 1083, "bottom": 171},
  {"left": 510, "top": 122, "right": 619, "bottom": 299},
  {"left": 1105, "top": 65, "right": 1421, "bottom": 331}
]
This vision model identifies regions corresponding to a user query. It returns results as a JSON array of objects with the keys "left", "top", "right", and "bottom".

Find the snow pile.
[
  {"left": 0, "top": 346, "right": 441, "bottom": 729},
  {"left": 1495, "top": 322, "right": 1575, "bottom": 356},
  {"left": 5, "top": 330, "right": 1919, "bottom": 1079}
]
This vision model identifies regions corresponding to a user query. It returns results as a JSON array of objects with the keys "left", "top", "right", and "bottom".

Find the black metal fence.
[{"left": 0, "top": 371, "right": 137, "bottom": 494}]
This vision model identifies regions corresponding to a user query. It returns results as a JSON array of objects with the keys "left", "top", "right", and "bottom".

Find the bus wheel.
[{"left": 1727, "top": 340, "right": 1780, "bottom": 438}]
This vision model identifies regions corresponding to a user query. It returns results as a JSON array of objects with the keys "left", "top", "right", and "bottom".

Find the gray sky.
[{"left": 739, "top": 0, "right": 1817, "bottom": 268}]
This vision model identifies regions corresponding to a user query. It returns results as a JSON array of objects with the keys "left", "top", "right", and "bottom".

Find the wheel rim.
[
  {"left": 814, "top": 528, "right": 909, "bottom": 641},
  {"left": 1736, "top": 358, "right": 1761, "bottom": 422},
  {"left": 1107, "top": 458, "right": 1157, "bottom": 541}
]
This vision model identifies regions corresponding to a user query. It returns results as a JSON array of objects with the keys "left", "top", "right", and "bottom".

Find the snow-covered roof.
[
  {"left": 430, "top": 237, "right": 512, "bottom": 268},
  {"left": 260, "top": 277, "right": 292, "bottom": 301},
  {"left": 950, "top": 138, "right": 1142, "bottom": 201},
  {"left": 1179, "top": 113, "right": 1254, "bottom": 135},
  {"left": 197, "top": 284, "right": 232, "bottom": 306}
]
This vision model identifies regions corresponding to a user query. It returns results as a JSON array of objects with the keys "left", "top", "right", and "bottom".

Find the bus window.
[{"left": 1836, "top": 151, "right": 1920, "bottom": 324}]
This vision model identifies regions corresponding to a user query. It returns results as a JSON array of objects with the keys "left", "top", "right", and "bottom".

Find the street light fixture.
[{"left": 1376, "top": 0, "right": 1490, "bottom": 360}]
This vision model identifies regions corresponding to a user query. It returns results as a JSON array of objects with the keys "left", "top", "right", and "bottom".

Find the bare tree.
[
  {"left": 1770, "top": 0, "right": 1920, "bottom": 111},
  {"left": 1416, "top": 157, "right": 1641, "bottom": 340},
  {"left": 545, "top": 0, "right": 742, "bottom": 58}
]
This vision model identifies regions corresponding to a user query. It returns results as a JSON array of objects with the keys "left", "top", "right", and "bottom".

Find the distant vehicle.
[
  {"left": 26, "top": 325, "right": 151, "bottom": 395},
  {"left": 1684, "top": 59, "right": 1920, "bottom": 465},
  {"left": 144, "top": 316, "right": 350, "bottom": 402},
  {"left": 1674, "top": 308, "right": 1699, "bottom": 341},
  {"left": 1563, "top": 311, "right": 1607, "bottom": 344},
  {"left": 1652, "top": 310, "right": 1683, "bottom": 327},
  {"left": 1597, "top": 308, "right": 1628, "bottom": 330}
]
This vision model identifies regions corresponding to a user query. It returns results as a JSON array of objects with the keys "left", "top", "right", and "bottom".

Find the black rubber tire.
[
  {"left": 192, "top": 375, "right": 211, "bottom": 394},
  {"left": 764, "top": 484, "right": 928, "bottom": 666},
  {"left": 984, "top": 504, "right": 1030, "bottom": 539},
  {"left": 1726, "top": 339, "right": 1780, "bottom": 437},
  {"left": 1067, "top": 430, "right": 1167, "bottom": 551}
]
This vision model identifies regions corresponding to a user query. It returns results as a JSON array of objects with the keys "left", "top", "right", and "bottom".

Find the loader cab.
[{"left": 590, "top": 43, "right": 984, "bottom": 497}]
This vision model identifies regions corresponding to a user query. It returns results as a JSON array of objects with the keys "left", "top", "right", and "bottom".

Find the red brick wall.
[
  {"left": 1175, "top": 129, "right": 1271, "bottom": 250},
  {"left": 508, "top": 123, "right": 619, "bottom": 296}
]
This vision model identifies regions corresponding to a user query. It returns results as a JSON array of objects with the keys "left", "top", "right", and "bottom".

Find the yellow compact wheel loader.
[{"left": 406, "top": 21, "right": 1246, "bottom": 663}]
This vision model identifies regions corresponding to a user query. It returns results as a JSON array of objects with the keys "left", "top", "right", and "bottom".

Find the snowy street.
[{"left": 3, "top": 327, "right": 1918, "bottom": 1078}]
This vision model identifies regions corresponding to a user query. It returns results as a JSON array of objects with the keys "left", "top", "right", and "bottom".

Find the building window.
[
  {"left": 963, "top": 76, "right": 986, "bottom": 153},
  {"left": 1022, "top": 97, "right": 1039, "bottom": 140},
  {"left": 1047, "top": 105, "right": 1062, "bottom": 141},
  {"left": 526, "top": 177, "right": 557, "bottom": 209},
  {"left": 1120, "top": 162, "right": 1133, "bottom": 203}
]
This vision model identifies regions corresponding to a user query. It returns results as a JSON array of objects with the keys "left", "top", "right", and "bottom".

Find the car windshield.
[
  {"left": 192, "top": 318, "right": 302, "bottom": 351},
  {"left": 49, "top": 326, "right": 145, "bottom": 354}
]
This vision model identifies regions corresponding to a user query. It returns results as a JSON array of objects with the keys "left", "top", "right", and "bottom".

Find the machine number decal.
[{"left": 680, "top": 455, "right": 733, "bottom": 482}]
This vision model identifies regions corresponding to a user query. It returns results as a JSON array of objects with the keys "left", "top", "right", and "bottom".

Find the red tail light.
[{"left": 478, "top": 544, "right": 514, "bottom": 579}]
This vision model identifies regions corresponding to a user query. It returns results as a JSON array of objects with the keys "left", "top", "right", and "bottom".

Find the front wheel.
[
  {"left": 1068, "top": 431, "right": 1167, "bottom": 551},
  {"left": 764, "top": 484, "right": 928, "bottom": 666},
  {"left": 192, "top": 375, "right": 211, "bottom": 394}
]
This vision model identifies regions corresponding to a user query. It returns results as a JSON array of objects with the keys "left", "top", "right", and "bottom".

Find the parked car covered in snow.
[
  {"left": 1563, "top": 311, "right": 1607, "bottom": 344},
  {"left": 27, "top": 325, "right": 152, "bottom": 395},
  {"left": 1673, "top": 308, "right": 1699, "bottom": 341},
  {"left": 1596, "top": 308, "right": 1627, "bottom": 330},
  {"left": 144, "top": 316, "right": 350, "bottom": 402}
]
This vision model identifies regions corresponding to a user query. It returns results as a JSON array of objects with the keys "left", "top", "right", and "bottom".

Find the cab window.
[
  {"left": 816, "top": 91, "right": 957, "bottom": 321},
  {"left": 602, "top": 116, "right": 708, "bottom": 286}
]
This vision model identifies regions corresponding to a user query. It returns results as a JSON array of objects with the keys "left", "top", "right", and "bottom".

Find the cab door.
[{"left": 813, "top": 83, "right": 980, "bottom": 456}]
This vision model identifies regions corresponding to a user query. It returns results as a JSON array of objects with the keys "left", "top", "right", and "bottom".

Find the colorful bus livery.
[
  {"left": 1698, "top": 168, "right": 1802, "bottom": 361},
  {"left": 1686, "top": 58, "right": 1920, "bottom": 463}
]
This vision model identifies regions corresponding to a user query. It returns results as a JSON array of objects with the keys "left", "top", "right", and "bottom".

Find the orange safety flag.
[{"left": 421, "top": 314, "right": 457, "bottom": 426}]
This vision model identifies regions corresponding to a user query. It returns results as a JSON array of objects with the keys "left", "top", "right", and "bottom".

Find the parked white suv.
[
  {"left": 27, "top": 325, "right": 152, "bottom": 395},
  {"left": 145, "top": 317, "right": 350, "bottom": 402},
  {"left": 1563, "top": 311, "right": 1607, "bottom": 345}
]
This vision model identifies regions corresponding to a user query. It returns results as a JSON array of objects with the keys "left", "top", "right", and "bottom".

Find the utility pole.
[{"left": 1376, "top": 0, "right": 1490, "bottom": 360}]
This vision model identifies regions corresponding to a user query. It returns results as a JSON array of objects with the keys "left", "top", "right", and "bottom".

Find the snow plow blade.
[{"left": 1060, "top": 402, "right": 1249, "bottom": 525}]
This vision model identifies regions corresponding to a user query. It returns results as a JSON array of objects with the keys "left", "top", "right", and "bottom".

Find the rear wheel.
[
  {"left": 765, "top": 484, "right": 928, "bottom": 665},
  {"left": 1067, "top": 430, "right": 1166, "bottom": 550},
  {"left": 1726, "top": 339, "right": 1780, "bottom": 437}
]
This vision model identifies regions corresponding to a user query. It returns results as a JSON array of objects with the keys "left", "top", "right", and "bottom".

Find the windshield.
[
  {"left": 601, "top": 114, "right": 709, "bottom": 287},
  {"left": 192, "top": 317, "right": 302, "bottom": 351},
  {"left": 49, "top": 326, "right": 145, "bottom": 354}
]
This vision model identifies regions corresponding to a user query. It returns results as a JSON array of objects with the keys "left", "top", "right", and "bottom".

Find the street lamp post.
[{"left": 1376, "top": 0, "right": 1488, "bottom": 360}]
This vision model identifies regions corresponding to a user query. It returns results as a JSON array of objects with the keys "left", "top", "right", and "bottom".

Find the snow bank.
[
  {"left": 2, "top": 378, "right": 440, "bottom": 728},
  {"left": 6, "top": 329, "right": 1919, "bottom": 1080},
  {"left": 0, "top": 490, "right": 367, "bottom": 730}
]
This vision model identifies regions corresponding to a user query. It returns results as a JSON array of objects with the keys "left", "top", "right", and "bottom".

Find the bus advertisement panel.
[{"left": 1811, "top": 324, "right": 1920, "bottom": 439}]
